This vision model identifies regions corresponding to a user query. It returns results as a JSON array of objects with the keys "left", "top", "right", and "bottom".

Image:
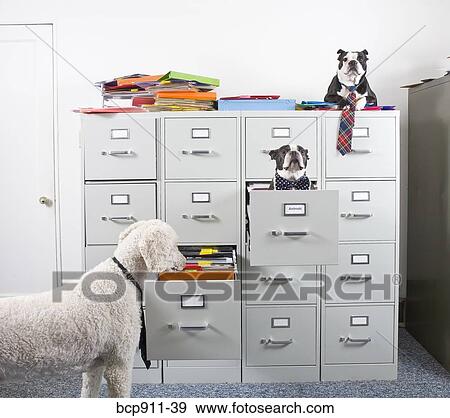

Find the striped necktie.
[{"left": 337, "top": 88, "right": 357, "bottom": 155}]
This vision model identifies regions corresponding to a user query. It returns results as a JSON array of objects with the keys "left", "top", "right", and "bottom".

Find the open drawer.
[
  {"left": 249, "top": 190, "right": 338, "bottom": 266},
  {"left": 144, "top": 280, "right": 241, "bottom": 360}
]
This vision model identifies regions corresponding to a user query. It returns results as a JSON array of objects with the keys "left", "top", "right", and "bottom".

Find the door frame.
[{"left": 0, "top": 22, "right": 61, "bottom": 285}]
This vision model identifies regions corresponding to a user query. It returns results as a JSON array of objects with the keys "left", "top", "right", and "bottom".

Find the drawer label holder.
[
  {"left": 271, "top": 317, "right": 291, "bottom": 328},
  {"left": 181, "top": 294, "right": 205, "bottom": 309},
  {"left": 283, "top": 203, "right": 307, "bottom": 216},
  {"left": 350, "top": 315, "right": 369, "bottom": 326}
]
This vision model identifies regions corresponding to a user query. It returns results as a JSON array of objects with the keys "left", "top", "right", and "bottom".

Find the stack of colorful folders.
[
  {"left": 139, "top": 71, "right": 219, "bottom": 111},
  {"left": 96, "top": 74, "right": 162, "bottom": 107},
  {"left": 96, "top": 71, "right": 219, "bottom": 110}
]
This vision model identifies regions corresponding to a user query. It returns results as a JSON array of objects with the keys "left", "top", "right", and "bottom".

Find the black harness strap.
[{"left": 112, "top": 257, "right": 151, "bottom": 370}]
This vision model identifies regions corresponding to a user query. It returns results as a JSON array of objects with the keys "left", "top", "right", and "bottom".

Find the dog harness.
[
  {"left": 337, "top": 85, "right": 357, "bottom": 155},
  {"left": 112, "top": 256, "right": 151, "bottom": 370},
  {"left": 275, "top": 172, "right": 310, "bottom": 190}
]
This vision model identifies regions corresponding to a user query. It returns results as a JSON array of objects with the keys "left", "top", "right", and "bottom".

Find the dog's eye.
[{"left": 343, "top": 58, "right": 348, "bottom": 62}]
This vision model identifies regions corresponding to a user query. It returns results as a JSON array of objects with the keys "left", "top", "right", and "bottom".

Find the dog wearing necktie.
[
  {"left": 268, "top": 144, "right": 310, "bottom": 190},
  {"left": 324, "top": 49, "right": 377, "bottom": 110}
]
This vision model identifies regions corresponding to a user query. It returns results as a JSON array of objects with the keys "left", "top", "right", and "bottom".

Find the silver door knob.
[{"left": 39, "top": 196, "right": 52, "bottom": 206}]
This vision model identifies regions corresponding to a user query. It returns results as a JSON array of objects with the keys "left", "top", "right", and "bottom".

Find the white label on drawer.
[
  {"left": 352, "top": 127, "right": 369, "bottom": 138},
  {"left": 110, "top": 194, "right": 130, "bottom": 205},
  {"left": 192, "top": 128, "right": 210, "bottom": 139},
  {"left": 181, "top": 295, "right": 205, "bottom": 308},
  {"left": 192, "top": 192, "right": 210, "bottom": 203},
  {"left": 351, "top": 254, "right": 370, "bottom": 265},
  {"left": 350, "top": 315, "right": 369, "bottom": 326},
  {"left": 110, "top": 128, "right": 130, "bottom": 139},
  {"left": 272, "top": 127, "right": 291, "bottom": 138},
  {"left": 284, "top": 203, "right": 306, "bottom": 216},
  {"left": 271, "top": 317, "right": 290, "bottom": 328},
  {"left": 352, "top": 191, "right": 370, "bottom": 201}
]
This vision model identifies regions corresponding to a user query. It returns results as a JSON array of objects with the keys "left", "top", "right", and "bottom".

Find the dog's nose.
[{"left": 349, "top": 60, "right": 358, "bottom": 67}]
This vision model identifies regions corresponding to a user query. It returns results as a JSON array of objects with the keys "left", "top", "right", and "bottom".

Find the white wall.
[{"left": 2, "top": 0, "right": 450, "bottom": 296}]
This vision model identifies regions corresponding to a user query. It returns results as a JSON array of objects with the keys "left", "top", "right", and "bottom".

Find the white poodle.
[{"left": 0, "top": 219, "right": 185, "bottom": 398}]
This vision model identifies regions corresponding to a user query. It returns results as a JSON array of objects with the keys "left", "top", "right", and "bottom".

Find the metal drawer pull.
[
  {"left": 340, "top": 213, "right": 373, "bottom": 219},
  {"left": 182, "top": 150, "right": 213, "bottom": 155},
  {"left": 101, "top": 150, "right": 134, "bottom": 156},
  {"left": 177, "top": 323, "right": 209, "bottom": 331},
  {"left": 339, "top": 336, "right": 372, "bottom": 344},
  {"left": 351, "top": 149, "right": 372, "bottom": 154},
  {"left": 182, "top": 214, "right": 216, "bottom": 220},
  {"left": 260, "top": 338, "right": 293, "bottom": 345},
  {"left": 101, "top": 216, "right": 135, "bottom": 222},
  {"left": 260, "top": 276, "right": 293, "bottom": 283},
  {"left": 271, "top": 230, "right": 308, "bottom": 237},
  {"left": 340, "top": 274, "right": 372, "bottom": 282}
]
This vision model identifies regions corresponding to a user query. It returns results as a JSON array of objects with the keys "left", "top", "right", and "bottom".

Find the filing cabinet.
[
  {"left": 82, "top": 114, "right": 157, "bottom": 181},
  {"left": 81, "top": 110, "right": 399, "bottom": 384},
  {"left": 165, "top": 181, "right": 238, "bottom": 244},
  {"left": 164, "top": 117, "right": 238, "bottom": 180},
  {"left": 245, "top": 117, "right": 318, "bottom": 179}
]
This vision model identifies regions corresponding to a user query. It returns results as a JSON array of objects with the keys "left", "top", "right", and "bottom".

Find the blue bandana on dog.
[{"left": 275, "top": 172, "right": 310, "bottom": 190}]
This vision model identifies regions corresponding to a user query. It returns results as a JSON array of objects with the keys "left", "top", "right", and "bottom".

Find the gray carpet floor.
[{"left": 1, "top": 329, "right": 449, "bottom": 398}]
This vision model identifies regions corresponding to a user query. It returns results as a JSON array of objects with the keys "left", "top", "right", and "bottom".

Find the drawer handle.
[
  {"left": 173, "top": 323, "right": 209, "bottom": 331},
  {"left": 101, "top": 215, "right": 135, "bottom": 222},
  {"left": 260, "top": 276, "right": 293, "bottom": 283},
  {"left": 351, "top": 149, "right": 372, "bottom": 154},
  {"left": 260, "top": 338, "right": 293, "bottom": 345},
  {"left": 340, "top": 212, "right": 373, "bottom": 219},
  {"left": 101, "top": 150, "right": 134, "bottom": 156},
  {"left": 182, "top": 214, "right": 216, "bottom": 220},
  {"left": 182, "top": 150, "right": 213, "bottom": 155},
  {"left": 340, "top": 274, "right": 372, "bottom": 282},
  {"left": 339, "top": 336, "right": 372, "bottom": 344},
  {"left": 271, "top": 230, "right": 308, "bottom": 237}
]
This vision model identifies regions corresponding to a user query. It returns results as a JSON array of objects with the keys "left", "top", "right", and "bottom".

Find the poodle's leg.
[
  {"left": 81, "top": 365, "right": 106, "bottom": 398},
  {"left": 104, "top": 361, "right": 133, "bottom": 398}
]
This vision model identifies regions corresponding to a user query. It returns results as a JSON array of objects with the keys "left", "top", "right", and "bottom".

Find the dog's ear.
[
  {"left": 337, "top": 49, "right": 345, "bottom": 55},
  {"left": 268, "top": 149, "right": 278, "bottom": 160},
  {"left": 304, "top": 148, "right": 310, "bottom": 160},
  {"left": 118, "top": 221, "right": 147, "bottom": 243},
  {"left": 362, "top": 49, "right": 368, "bottom": 55},
  {"left": 138, "top": 222, "right": 180, "bottom": 272}
]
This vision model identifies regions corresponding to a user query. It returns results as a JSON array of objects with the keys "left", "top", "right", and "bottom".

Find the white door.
[{"left": 0, "top": 24, "right": 57, "bottom": 296}]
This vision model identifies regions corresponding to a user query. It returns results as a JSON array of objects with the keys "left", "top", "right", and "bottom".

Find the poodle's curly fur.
[{"left": 0, "top": 219, "right": 185, "bottom": 397}]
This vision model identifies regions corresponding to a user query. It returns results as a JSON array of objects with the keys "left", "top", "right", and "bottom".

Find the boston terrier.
[
  {"left": 268, "top": 145, "right": 310, "bottom": 190},
  {"left": 324, "top": 49, "right": 377, "bottom": 110}
]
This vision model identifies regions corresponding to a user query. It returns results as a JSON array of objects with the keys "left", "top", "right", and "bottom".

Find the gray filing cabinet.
[{"left": 80, "top": 110, "right": 400, "bottom": 383}]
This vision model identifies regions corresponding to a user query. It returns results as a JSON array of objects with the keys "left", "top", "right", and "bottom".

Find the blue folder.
[{"left": 218, "top": 99, "right": 295, "bottom": 111}]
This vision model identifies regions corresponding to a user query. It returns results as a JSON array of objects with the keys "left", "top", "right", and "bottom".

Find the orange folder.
[
  {"left": 156, "top": 90, "right": 217, "bottom": 101},
  {"left": 117, "top": 74, "right": 163, "bottom": 86}
]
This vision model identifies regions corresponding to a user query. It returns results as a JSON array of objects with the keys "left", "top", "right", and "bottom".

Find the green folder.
[{"left": 158, "top": 71, "right": 220, "bottom": 87}]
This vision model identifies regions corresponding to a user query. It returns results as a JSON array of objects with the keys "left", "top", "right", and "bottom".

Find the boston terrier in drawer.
[
  {"left": 268, "top": 144, "right": 310, "bottom": 190},
  {"left": 324, "top": 49, "right": 377, "bottom": 110}
]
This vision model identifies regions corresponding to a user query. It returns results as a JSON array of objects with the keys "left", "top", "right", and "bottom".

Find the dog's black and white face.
[
  {"left": 337, "top": 49, "right": 369, "bottom": 85},
  {"left": 269, "top": 145, "right": 309, "bottom": 180}
]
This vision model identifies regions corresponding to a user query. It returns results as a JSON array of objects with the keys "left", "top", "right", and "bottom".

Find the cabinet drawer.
[
  {"left": 326, "top": 180, "right": 396, "bottom": 241},
  {"left": 164, "top": 118, "right": 238, "bottom": 180},
  {"left": 325, "top": 116, "right": 396, "bottom": 178},
  {"left": 85, "top": 183, "right": 157, "bottom": 245},
  {"left": 246, "top": 306, "right": 317, "bottom": 366},
  {"left": 82, "top": 115, "right": 156, "bottom": 181},
  {"left": 144, "top": 280, "right": 240, "bottom": 360},
  {"left": 324, "top": 305, "right": 395, "bottom": 365},
  {"left": 165, "top": 182, "right": 238, "bottom": 244},
  {"left": 244, "top": 262, "right": 317, "bottom": 305},
  {"left": 248, "top": 190, "right": 338, "bottom": 266},
  {"left": 245, "top": 118, "right": 318, "bottom": 179},
  {"left": 85, "top": 245, "right": 115, "bottom": 270},
  {"left": 325, "top": 243, "right": 395, "bottom": 304}
]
